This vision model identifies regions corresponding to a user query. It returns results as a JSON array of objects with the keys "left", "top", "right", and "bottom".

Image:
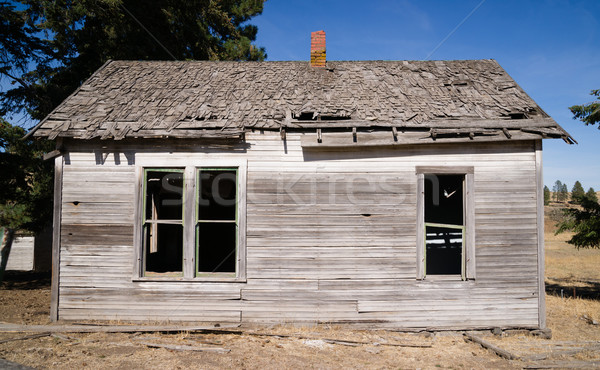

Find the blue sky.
[{"left": 251, "top": 0, "right": 600, "bottom": 190}]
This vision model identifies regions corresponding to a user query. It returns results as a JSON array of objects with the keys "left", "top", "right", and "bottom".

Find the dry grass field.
[{"left": 0, "top": 205, "right": 598, "bottom": 369}]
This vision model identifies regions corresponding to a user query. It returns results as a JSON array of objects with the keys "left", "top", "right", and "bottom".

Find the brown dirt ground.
[{"left": 0, "top": 206, "right": 598, "bottom": 369}]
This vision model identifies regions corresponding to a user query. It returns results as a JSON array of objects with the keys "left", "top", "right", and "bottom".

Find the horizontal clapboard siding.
[
  {"left": 56, "top": 132, "right": 541, "bottom": 327},
  {"left": 5, "top": 236, "right": 35, "bottom": 271}
]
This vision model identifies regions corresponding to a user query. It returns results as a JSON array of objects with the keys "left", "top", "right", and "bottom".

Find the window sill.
[
  {"left": 133, "top": 276, "right": 246, "bottom": 283},
  {"left": 419, "top": 275, "right": 474, "bottom": 282}
]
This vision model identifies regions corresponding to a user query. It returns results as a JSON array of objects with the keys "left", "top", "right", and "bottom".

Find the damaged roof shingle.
[{"left": 30, "top": 59, "right": 573, "bottom": 142}]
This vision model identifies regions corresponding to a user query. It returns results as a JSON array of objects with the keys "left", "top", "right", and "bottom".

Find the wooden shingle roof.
[{"left": 30, "top": 59, "right": 573, "bottom": 143}]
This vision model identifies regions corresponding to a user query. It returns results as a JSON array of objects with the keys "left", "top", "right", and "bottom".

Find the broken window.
[
  {"left": 143, "top": 169, "right": 184, "bottom": 276},
  {"left": 416, "top": 167, "right": 475, "bottom": 281},
  {"left": 137, "top": 163, "right": 246, "bottom": 280},
  {"left": 424, "top": 174, "right": 464, "bottom": 276},
  {"left": 196, "top": 168, "right": 238, "bottom": 276}
]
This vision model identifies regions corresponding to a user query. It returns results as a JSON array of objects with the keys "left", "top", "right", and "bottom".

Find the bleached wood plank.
[
  {"left": 247, "top": 246, "right": 415, "bottom": 258},
  {"left": 61, "top": 224, "right": 133, "bottom": 246},
  {"left": 466, "top": 172, "right": 476, "bottom": 279},
  {"left": 5, "top": 236, "right": 34, "bottom": 271},
  {"left": 59, "top": 308, "right": 241, "bottom": 322},
  {"left": 416, "top": 172, "right": 424, "bottom": 280},
  {"left": 535, "top": 139, "right": 546, "bottom": 329},
  {"left": 51, "top": 155, "right": 63, "bottom": 322}
]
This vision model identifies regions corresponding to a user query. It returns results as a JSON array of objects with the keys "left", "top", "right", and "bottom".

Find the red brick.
[{"left": 310, "top": 30, "right": 326, "bottom": 67}]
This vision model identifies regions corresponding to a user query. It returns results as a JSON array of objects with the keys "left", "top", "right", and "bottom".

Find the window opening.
[
  {"left": 143, "top": 169, "right": 184, "bottom": 276},
  {"left": 508, "top": 112, "right": 527, "bottom": 120},
  {"left": 424, "top": 174, "right": 465, "bottom": 277},
  {"left": 293, "top": 112, "right": 316, "bottom": 120},
  {"left": 196, "top": 168, "right": 238, "bottom": 275},
  {"left": 319, "top": 115, "right": 351, "bottom": 121}
]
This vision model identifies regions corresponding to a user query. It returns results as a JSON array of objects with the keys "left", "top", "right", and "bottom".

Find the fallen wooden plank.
[
  {"left": 50, "top": 333, "right": 72, "bottom": 341},
  {"left": 521, "top": 344, "right": 600, "bottom": 361},
  {"left": 0, "top": 323, "right": 240, "bottom": 334},
  {"left": 523, "top": 360, "right": 600, "bottom": 369},
  {"left": 463, "top": 333, "right": 520, "bottom": 360},
  {"left": 0, "top": 333, "right": 50, "bottom": 344},
  {"left": 137, "top": 341, "right": 230, "bottom": 353},
  {"left": 322, "top": 339, "right": 360, "bottom": 347},
  {"left": 134, "top": 336, "right": 223, "bottom": 346},
  {"left": 246, "top": 332, "right": 432, "bottom": 348}
]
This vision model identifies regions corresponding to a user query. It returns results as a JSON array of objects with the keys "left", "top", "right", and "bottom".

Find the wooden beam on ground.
[
  {"left": 464, "top": 333, "right": 520, "bottom": 360},
  {"left": 522, "top": 360, "right": 600, "bottom": 368},
  {"left": 521, "top": 344, "right": 600, "bottom": 361},
  {"left": 0, "top": 333, "right": 51, "bottom": 344},
  {"left": 244, "top": 332, "right": 433, "bottom": 348},
  {"left": 137, "top": 341, "right": 230, "bottom": 353}
]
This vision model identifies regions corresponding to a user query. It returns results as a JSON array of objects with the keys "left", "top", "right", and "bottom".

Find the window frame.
[
  {"left": 195, "top": 167, "right": 239, "bottom": 278},
  {"left": 416, "top": 166, "right": 475, "bottom": 281},
  {"left": 133, "top": 160, "right": 247, "bottom": 282},
  {"left": 142, "top": 168, "right": 185, "bottom": 278}
]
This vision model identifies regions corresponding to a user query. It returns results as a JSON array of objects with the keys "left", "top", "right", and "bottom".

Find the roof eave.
[{"left": 24, "top": 59, "right": 115, "bottom": 140}]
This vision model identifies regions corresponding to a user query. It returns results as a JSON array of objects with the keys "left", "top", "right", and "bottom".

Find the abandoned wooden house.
[{"left": 28, "top": 31, "right": 574, "bottom": 329}]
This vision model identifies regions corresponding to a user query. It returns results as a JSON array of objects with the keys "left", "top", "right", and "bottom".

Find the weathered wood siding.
[
  {"left": 57, "top": 132, "right": 541, "bottom": 328},
  {"left": 6, "top": 236, "right": 35, "bottom": 271}
]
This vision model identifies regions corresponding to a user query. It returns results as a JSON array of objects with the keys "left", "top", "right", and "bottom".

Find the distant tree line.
[
  {"left": 544, "top": 180, "right": 597, "bottom": 206},
  {"left": 546, "top": 179, "right": 599, "bottom": 249}
]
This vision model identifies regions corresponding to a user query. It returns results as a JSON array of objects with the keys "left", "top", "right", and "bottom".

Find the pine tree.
[
  {"left": 586, "top": 187, "right": 598, "bottom": 203},
  {"left": 544, "top": 185, "right": 550, "bottom": 206},
  {"left": 557, "top": 196, "right": 600, "bottom": 249},
  {"left": 553, "top": 180, "right": 563, "bottom": 202},
  {"left": 560, "top": 183, "right": 568, "bottom": 202},
  {"left": 571, "top": 181, "right": 585, "bottom": 203},
  {"left": 1, "top": 0, "right": 267, "bottom": 121},
  {"left": 569, "top": 89, "right": 600, "bottom": 129}
]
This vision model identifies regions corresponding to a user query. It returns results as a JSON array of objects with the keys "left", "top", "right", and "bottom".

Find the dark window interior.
[
  {"left": 424, "top": 174, "right": 464, "bottom": 275},
  {"left": 198, "top": 170, "right": 237, "bottom": 221},
  {"left": 145, "top": 171, "right": 183, "bottom": 220},
  {"left": 143, "top": 170, "right": 183, "bottom": 276},
  {"left": 426, "top": 225, "right": 462, "bottom": 275},
  {"left": 197, "top": 223, "right": 236, "bottom": 272},
  {"left": 197, "top": 169, "right": 237, "bottom": 274},
  {"left": 144, "top": 224, "right": 183, "bottom": 274},
  {"left": 424, "top": 174, "right": 463, "bottom": 225}
]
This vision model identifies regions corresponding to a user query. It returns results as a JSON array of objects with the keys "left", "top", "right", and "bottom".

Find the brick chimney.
[{"left": 310, "top": 30, "right": 326, "bottom": 68}]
